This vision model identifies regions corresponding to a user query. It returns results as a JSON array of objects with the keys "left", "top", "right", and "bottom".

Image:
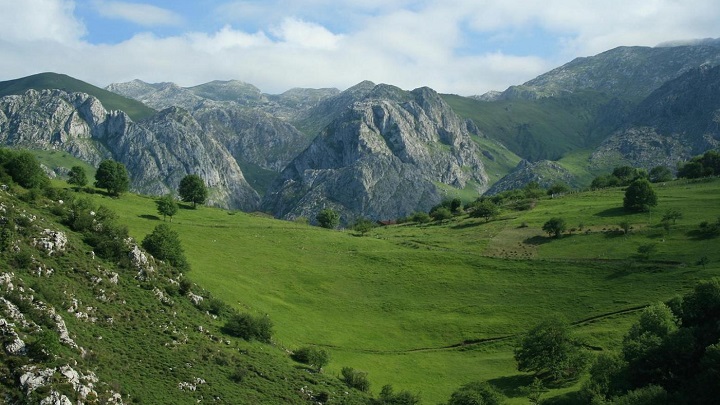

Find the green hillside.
[
  {"left": 0, "top": 72, "right": 156, "bottom": 121},
  {"left": 442, "top": 92, "right": 626, "bottom": 163},
  {"left": 78, "top": 174, "right": 720, "bottom": 403}
]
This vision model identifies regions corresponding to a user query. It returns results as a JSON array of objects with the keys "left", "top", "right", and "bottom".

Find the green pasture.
[{"left": 79, "top": 176, "right": 720, "bottom": 403}]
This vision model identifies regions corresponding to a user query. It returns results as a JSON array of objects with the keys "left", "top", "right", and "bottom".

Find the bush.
[
  {"left": 410, "top": 211, "right": 431, "bottom": 224},
  {"left": 542, "top": 217, "right": 567, "bottom": 238},
  {"left": 375, "top": 384, "right": 421, "bottom": 404},
  {"left": 316, "top": 208, "right": 340, "bottom": 229},
  {"left": 446, "top": 381, "right": 504, "bottom": 405},
  {"left": 141, "top": 224, "right": 189, "bottom": 271},
  {"left": 291, "top": 346, "right": 330, "bottom": 370},
  {"left": 222, "top": 313, "right": 273, "bottom": 343},
  {"left": 623, "top": 179, "right": 657, "bottom": 212},
  {"left": 341, "top": 367, "right": 370, "bottom": 392}
]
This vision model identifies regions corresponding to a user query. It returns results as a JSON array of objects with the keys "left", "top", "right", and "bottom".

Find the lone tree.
[
  {"left": 514, "top": 317, "right": 586, "bottom": 382},
  {"left": 542, "top": 217, "right": 567, "bottom": 238},
  {"left": 352, "top": 217, "right": 376, "bottom": 236},
  {"left": 623, "top": 179, "right": 657, "bottom": 212},
  {"left": 141, "top": 223, "right": 188, "bottom": 271},
  {"left": 156, "top": 194, "right": 179, "bottom": 221},
  {"left": 67, "top": 165, "right": 88, "bottom": 190},
  {"left": 316, "top": 208, "right": 340, "bottom": 229},
  {"left": 178, "top": 174, "right": 207, "bottom": 208},
  {"left": 470, "top": 200, "right": 499, "bottom": 222},
  {"left": 95, "top": 159, "right": 129, "bottom": 196}
]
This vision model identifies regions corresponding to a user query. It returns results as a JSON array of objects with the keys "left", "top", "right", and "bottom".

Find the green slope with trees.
[{"left": 4, "top": 147, "right": 720, "bottom": 404}]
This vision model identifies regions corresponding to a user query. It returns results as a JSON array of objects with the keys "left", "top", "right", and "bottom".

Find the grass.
[{"left": 79, "top": 177, "right": 720, "bottom": 404}]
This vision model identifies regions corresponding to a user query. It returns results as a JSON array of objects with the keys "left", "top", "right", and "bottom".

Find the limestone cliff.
[{"left": 261, "top": 84, "right": 489, "bottom": 223}]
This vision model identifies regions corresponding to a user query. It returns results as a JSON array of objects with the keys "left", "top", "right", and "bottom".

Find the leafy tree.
[
  {"left": 316, "top": 208, "right": 340, "bottom": 229},
  {"left": 353, "top": 217, "right": 376, "bottom": 235},
  {"left": 678, "top": 150, "right": 720, "bottom": 179},
  {"left": 649, "top": 166, "right": 673, "bottom": 183},
  {"left": 623, "top": 179, "right": 657, "bottom": 212},
  {"left": 661, "top": 209, "right": 682, "bottom": 225},
  {"left": 524, "top": 378, "right": 546, "bottom": 405},
  {"left": 430, "top": 207, "right": 453, "bottom": 221},
  {"left": 523, "top": 181, "right": 545, "bottom": 199},
  {"left": 155, "top": 194, "right": 179, "bottom": 221},
  {"left": 178, "top": 174, "right": 207, "bottom": 208},
  {"left": 340, "top": 367, "right": 370, "bottom": 392},
  {"left": 67, "top": 165, "right": 87, "bottom": 189},
  {"left": 141, "top": 223, "right": 188, "bottom": 270},
  {"left": 446, "top": 381, "right": 504, "bottom": 405},
  {"left": 619, "top": 220, "right": 631, "bottom": 235},
  {"left": 410, "top": 211, "right": 431, "bottom": 224},
  {"left": 291, "top": 346, "right": 330, "bottom": 370},
  {"left": 542, "top": 217, "right": 567, "bottom": 238},
  {"left": 581, "top": 352, "right": 629, "bottom": 402},
  {"left": 470, "top": 200, "right": 499, "bottom": 222},
  {"left": 94, "top": 159, "right": 129, "bottom": 196},
  {"left": 547, "top": 182, "right": 570, "bottom": 196},
  {"left": 450, "top": 198, "right": 462, "bottom": 213},
  {"left": 4, "top": 150, "right": 49, "bottom": 189},
  {"left": 222, "top": 313, "right": 273, "bottom": 343},
  {"left": 514, "top": 317, "right": 586, "bottom": 381}
]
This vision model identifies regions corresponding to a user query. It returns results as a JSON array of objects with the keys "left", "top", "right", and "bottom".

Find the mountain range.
[{"left": 2, "top": 39, "right": 720, "bottom": 222}]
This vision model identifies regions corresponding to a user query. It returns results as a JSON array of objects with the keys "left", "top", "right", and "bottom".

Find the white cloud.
[
  {"left": 92, "top": 0, "right": 183, "bottom": 27},
  {"left": 270, "top": 17, "right": 344, "bottom": 50},
  {"left": 1, "top": 0, "right": 719, "bottom": 96},
  {"left": 0, "top": 0, "right": 85, "bottom": 44}
]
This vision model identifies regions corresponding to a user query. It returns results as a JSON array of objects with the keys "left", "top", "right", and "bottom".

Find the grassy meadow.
[{"left": 73, "top": 176, "right": 720, "bottom": 404}]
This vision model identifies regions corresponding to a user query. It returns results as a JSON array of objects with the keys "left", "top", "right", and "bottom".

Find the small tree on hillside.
[
  {"left": 156, "top": 194, "right": 179, "bottom": 221},
  {"left": 514, "top": 317, "right": 586, "bottom": 382},
  {"left": 352, "top": 217, "right": 375, "bottom": 235},
  {"left": 649, "top": 166, "right": 673, "bottom": 183},
  {"left": 141, "top": 223, "right": 188, "bottom": 270},
  {"left": 179, "top": 174, "right": 207, "bottom": 208},
  {"left": 623, "top": 179, "right": 657, "bottom": 212},
  {"left": 316, "top": 208, "right": 340, "bottom": 229},
  {"left": 67, "top": 165, "right": 88, "bottom": 190},
  {"left": 542, "top": 217, "right": 567, "bottom": 238},
  {"left": 95, "top": 159, "right": 129, "bottom": 196},
  {"left": 5, "top": 151, "right": 49, "bottom": 189},
  {"left": 470, "top": 200, "right": 499, "bottom": 222}
]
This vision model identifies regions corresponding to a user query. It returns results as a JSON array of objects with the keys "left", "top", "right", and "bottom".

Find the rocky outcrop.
[
  {"left": 500, "top": 41, "right": 720, "bottom": 101},
  {"left": 262, "top": 84, "right": 489, "bottom": 223},
  {"left": 0, "top": 89, "right": 259, "bottom": 210},
  {"left": 590, "top": 65, "right": 720, "bottom": 170},
  {"left": 485, "top": 160, "right": 577, "bottom": 195}
]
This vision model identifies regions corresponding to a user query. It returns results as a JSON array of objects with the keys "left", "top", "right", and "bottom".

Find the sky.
[{"left": 0, "top": 0, "right": 719, "bottom": 96}]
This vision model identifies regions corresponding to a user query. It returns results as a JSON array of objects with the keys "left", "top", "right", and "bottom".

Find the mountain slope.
[
  {"left": 590, "top": 65, "right": 720, "bottom": 170},
  {"left": 261, "top": 84, "right": 489, "bottom": 223},
  {"left": 0, "top": 89, "right": 260, "bottom": 210},
  {"left": 500, "top": 40, "right": 720, "bottom": 101},
  {"left": 0, "top": 72, "right": 156, "bottom": 121},
  {"left": 0, "top": 181, "right": 369, "bottom": 404}
]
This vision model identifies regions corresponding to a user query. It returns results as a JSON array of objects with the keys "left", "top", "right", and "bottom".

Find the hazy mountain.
[{"left": 500, "top": 41, "right": 720, "bottom": 101}]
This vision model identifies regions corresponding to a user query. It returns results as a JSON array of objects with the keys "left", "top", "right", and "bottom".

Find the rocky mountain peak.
[{"left": 261, "top": 85, "right": 489, "bottom": 223}]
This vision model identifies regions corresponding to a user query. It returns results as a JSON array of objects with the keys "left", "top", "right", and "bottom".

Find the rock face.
[
  {"left": 500, "top": 41, "right": 720, "bottom": 100},
  {"left": 485, "top": 160, "right": 577, "bottom": 195},
  {"left": 590, "top": 65, "right": 720, "bottom": 170},
  {"left": 261, "top": 84, "right": 489, "bottom": 223},
  {"left": 0, "top": 89, "right": 259, "bottom": 210}
]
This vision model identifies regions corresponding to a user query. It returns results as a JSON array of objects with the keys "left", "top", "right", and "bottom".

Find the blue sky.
[{"left": 1, "top": 0, "right": 719, "bottom": 95}]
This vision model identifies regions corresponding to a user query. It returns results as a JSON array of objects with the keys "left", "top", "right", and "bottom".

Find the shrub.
[
  {"left": 341, "top": 367, "right": 370, "bottom": 392},
  {"left": 141, "top": 224, "right": 189, "bottom": 271},
  {"left": 623, "top": 179, "right": 657, "bottom": 212},
  {"left": 291, "top": 346, "right": 330, "bottom": 370},
  {"left": 316, "top": 208, "right": 340, "bottom": 229},
  {"left": 542, "top": 217, "right": 567, "bottom": 238},
  {"left": 446, "top": 381, "right": 504, "bottom": 405},
  {"left": 222, "top": 313, "right": 273, "bottom": 343}
]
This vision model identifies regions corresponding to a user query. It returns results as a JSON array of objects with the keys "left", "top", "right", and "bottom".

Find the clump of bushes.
[
  {"left": 291, "top": 346, "right": 330, "bottom": 370},
  {"left": 221, "top": 313, "right": 273, "bottom": 343},
  {"left": 340, "top": 367, "right": 370, "bottom": 392}
]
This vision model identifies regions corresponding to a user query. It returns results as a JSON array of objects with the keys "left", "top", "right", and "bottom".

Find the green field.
[{"left": 82, "top": 177, "right": 720, "bottom": 404}]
